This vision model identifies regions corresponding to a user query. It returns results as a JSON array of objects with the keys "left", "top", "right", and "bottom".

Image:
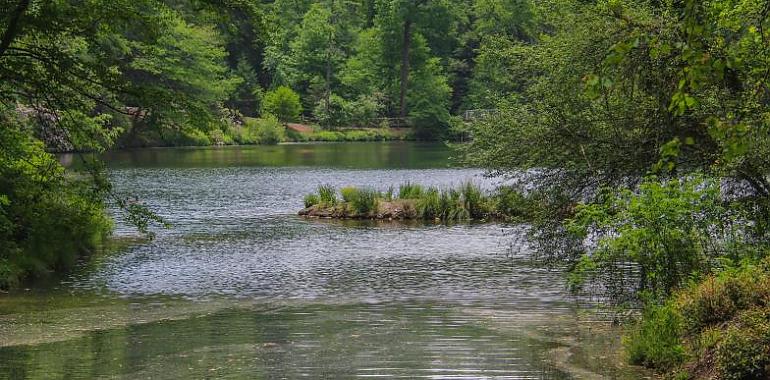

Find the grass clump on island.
[{"left": 300, "top": 182, "right": 532, "bottom": 221}]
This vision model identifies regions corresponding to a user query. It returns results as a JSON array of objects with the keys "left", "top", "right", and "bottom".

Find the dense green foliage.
[
  {"left": 3, "top": 0, "right": 770, "bottom": 375},
  {"left": 4, "top": 0, "right": 540, "bottom": 285},
  {"left": 0, "top": 119, "right": 111, "bottom": 288},
  {"left": 457, "top": 0, "right": 770, "bottom": 377},
  {"left": 261, "top": 86, "right": 302, "bottom": 122},
  {"left": 625, "top": 257, "right": 770, "bottom": 379}
]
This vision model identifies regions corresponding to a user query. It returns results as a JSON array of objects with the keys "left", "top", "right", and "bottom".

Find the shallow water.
[{"left": 0, "top": 142, "right": 643, "bottom": 379}]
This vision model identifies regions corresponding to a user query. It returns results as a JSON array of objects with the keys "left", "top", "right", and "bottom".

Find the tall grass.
[
  {"left": 459, "top": 181, "right": 485, "bottom": 219},
  {"left": 399, "top": 182, "right": 424, "bottom": 199},
  {"left": 340, "top": 187, "right": 358, "bottom": 203},
  {"left": 305, "top": 182, "right": 500, "bottom": 221},
  {"left": 317, "top": 184, "right": 337, "bottom": 206},
  {"left": 416, "top": 187, "right": 441, "bottom": 219},
  {"left": 304, "top": 194, "right": 320, "bottom": 208},
  {"left": 351, "top": 188, "right": 379, "bottom": 214}
]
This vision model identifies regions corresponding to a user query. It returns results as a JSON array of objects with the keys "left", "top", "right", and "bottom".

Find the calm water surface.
[{"left": 0, "top": 142, "right": 642, "bottom": 379}]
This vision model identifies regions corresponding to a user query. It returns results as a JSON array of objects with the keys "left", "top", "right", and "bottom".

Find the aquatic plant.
[
  {"left": 301, "top": 183, "right": 501, "bottom": 222},
  {"left": 317, "top": 185, "right": 337, "bottom": 206},
  {"left": 416, "top": 187, "right": 441, "bottom": 219},
  {"left": 398, "top": 182, "right": 424, "bottom": 199},
  {"left": 459, "top": 181, "right": 485, "bottom": 219},
  {"left": 384, "top": 186, "right": 394, "bottom": 201},
  {"left": 304, "top": 194, "right": 320, "bottom": 208},
  {"left": 340, "top": 187, "right": 359, "bottom": 203},
  {"left": 351, "top": 188, "right": 379, "bottom": 214}
]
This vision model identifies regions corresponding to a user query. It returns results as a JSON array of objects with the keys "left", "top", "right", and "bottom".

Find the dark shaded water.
[{"left": 0, "top": 142, "right": 642, "bottom": 379}]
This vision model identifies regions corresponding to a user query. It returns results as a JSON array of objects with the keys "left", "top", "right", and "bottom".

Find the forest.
[{"left": 2, "top": 0, "right": 770, "bottom": 378}]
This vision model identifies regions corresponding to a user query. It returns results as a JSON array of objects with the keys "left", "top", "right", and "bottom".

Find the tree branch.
[{"left": 0, "top": 0, "right": 31, "bottom": 59}]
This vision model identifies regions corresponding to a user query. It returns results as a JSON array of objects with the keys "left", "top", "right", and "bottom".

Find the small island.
[{"left": 299, "top": 182, "right": 527, "bottom": 222}]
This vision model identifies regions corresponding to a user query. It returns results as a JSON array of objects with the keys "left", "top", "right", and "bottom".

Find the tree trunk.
[
  {"left": 0, "top": 0, "right": 31, "bottom": 59},
  {"left": 398, "top": 18, "right": 412, "bottom": 118}
]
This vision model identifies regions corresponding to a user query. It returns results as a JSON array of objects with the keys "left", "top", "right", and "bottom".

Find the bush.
[
  {"left": 209, "top": 126, "right": 237, "bottom": 145},
  {"left": 714, "top": 307, "right": 770, "bottom": 380},
  {"left": 626, "top": 258, "right": 770, "bottom": 377},
  {"left": 253, "top": 116, "right": 285, "bottom": 144},
  {"left": 0, "top": 125, "right": 112, "bottom": 289},
  {"left": 494, "top": 187, "right": 533, "bottom": 220},
  {"left": 317, "top": 184, "right": 337, "bottom": 206},
  {"left": 303, "top": 183, "right": 499, "bottom": 222},
  {"left": 313, "top": 94, "right": 351, "bottom": 128},
  {"left": 624, "top": 302, "right": 686, "bottom": 370},
  {"left": 567, "top": 176, "right": 741, "bottom": 302},
  {"left": 312, "top": 131, "right": 344, "bottom": 142},
  {"left": 177, "top": 128, "right": 211, "bottom": 146},
  {"left": 261, "top": 86, "right": 302, "bottom": 122},
  {"left": 348, "top": 94, "right": 384, "bottom": 126},
  {"left": 238, "top": 116, "right": 285, "bottom": 145}
]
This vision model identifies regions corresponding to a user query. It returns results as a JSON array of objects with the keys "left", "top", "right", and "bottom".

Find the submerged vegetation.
[{"left": 300, "top": 182, "right": 526, "bottom": 222}]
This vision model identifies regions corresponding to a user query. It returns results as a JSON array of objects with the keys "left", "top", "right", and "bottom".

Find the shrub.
[
  {"left": 238, "top": 116, "right": 286, "bottom": 145},
  {"left": 207, "top": 128, "right": 233, "bottom": 145},
  {"left": 178, "top": 128, "right": 211, "bottom": 146},
  {"left": 443, "top": 188, "right": 470, "bottom": 221},
  {"left": 626, "top": 257, "right": 770, "bottom": 376},
  {"left": 312, "top": 131, "right": 343, "bottom": 141},
  {"left": 624, "top": 302, "right": 686, "bottom": 370},
  {"left": 678, "top": 261, "right": 770, "bottom": 333},
  {"left": 254, "top": 115, "right": 285, "bottom": 144},
  {"left": 317, "top": 185, "right": 337, "bottom": 206},
  {"left": 0, "top": 125, "right": 112, "bottom": 289},
  {"left": 714, "top": 307, "right": 770, "bottom": 380},
  {"left": 567, "top": 176, "right": 740, "bottom": 302},
  {"left": 313, "top": 94, "right": 351, "bottom": 128},
  {"left": 304, "top": 194, "right": 320, "bottom": 208},
  {"left": 261, "top": 86, "right": 302, "bottom": 122},
  {"left": 348, "top": 94, "right": 384, "bottom": 126}
]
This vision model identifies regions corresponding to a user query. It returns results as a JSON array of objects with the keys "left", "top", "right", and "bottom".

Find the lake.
[{"left": 0, "top": 142, "right": 644, "bottom": 379}]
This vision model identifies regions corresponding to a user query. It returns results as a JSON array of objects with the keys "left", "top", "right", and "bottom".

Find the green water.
[
  {"left": 86, "top": 141, "right": 454, "bottom": 169},
  {"left": 0, "top": 142, "right": 645, "bottom": 379}
]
